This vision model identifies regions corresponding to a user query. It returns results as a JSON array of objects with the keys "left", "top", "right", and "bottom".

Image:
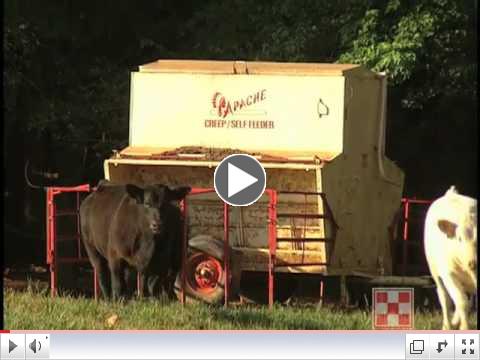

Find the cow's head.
[{"left": 126, "top": 184, "right": 191, "bottom": 234}]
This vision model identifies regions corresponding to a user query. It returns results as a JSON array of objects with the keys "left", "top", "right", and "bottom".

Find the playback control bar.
[{"left": 1, "top": 331, "right": 479, "bottom": 359}]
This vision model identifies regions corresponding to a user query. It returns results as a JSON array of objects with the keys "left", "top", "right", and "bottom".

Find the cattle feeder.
[{"left": 103, "top": 60, "right": 405, "bottom": 304}]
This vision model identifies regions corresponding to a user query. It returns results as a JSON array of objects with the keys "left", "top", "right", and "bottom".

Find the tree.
[{"left": 338, "top": 0, "right": 476, "bottom": 110}]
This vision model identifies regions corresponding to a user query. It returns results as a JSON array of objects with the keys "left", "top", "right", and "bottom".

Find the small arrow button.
[
  {"left": 436, "top": 340, "right": 448, "bottom": 353},
  {"left": 9, "top": 340, "right": 18, "bottom": 353},
  {"left": 455, "top": 334, "right": 479, "bottom": 360},
  {"left": 430, "top": 334, "right": 454, "bottom": 359}
]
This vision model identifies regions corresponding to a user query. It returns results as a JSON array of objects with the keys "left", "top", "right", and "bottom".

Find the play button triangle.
[
  {"left": 9, "top": 340, "right": 17, "bottom": 353},
  {"left": 228, "top": 162, "right": 258, "bottom": 198}
]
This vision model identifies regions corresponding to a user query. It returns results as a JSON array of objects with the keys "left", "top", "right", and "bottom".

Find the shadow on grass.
[{"left": 210, "top": 306, "right": 325, "bottom": 330}]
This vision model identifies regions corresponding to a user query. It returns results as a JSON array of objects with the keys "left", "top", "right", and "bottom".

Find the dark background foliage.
[{"left": 4, "top": 0, "right": 477, "bottom": 266}]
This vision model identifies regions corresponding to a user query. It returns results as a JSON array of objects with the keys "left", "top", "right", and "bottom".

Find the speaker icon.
[{"left": 29, "top": 338, "right": 42, "bottom": 354}]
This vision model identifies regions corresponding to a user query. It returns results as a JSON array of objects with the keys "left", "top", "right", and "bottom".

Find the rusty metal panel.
[{"left": 321, "top": 75, "right": 404, "bottom": 277}]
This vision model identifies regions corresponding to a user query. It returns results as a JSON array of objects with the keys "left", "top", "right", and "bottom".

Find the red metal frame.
[
  {"left": 267, "top": 190, "right": 338, "bottom": 308},
  {"left": 399, "top": 197, "right": 433, "bottom": 276},
  {"left": 48, "top": 185, "right": 144, "bottom": 300},
  {"left": 178, "top": 188, "right": 338, "bottom": 309},
  {"left": 47, "top": 185, "right": 339, "bottom": 308},
  {"left": 265, "top": 189, "right": 277, "bottom": 308},
  {"left": 223, "top": 201, "right": 230, "bottom": 307},
  {"left": 46, "top": 185, "right": 91, "bottom": 297}
]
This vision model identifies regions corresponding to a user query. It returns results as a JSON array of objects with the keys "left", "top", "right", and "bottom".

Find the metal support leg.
[
  {"left": 340, "top": 275, "right": 349, "bottom": 307},
  {"left": 317, "top": 279, "right": 324, "bottom": 309}
]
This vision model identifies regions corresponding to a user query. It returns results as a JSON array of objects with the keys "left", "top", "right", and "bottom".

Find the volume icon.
[{"left": 29, "top": 338, "right": 42, "bottom": 353}]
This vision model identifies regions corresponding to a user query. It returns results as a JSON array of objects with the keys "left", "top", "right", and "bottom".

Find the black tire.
[{"left": 174, "top": 235, "right": 229, "bottom": 304}]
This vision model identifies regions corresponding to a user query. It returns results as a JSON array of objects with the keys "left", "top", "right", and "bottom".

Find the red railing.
[
  {"left": 46, "top": 184, "right": 91, "bottom": 297},
  {"left": 267, "top": 190, "right": 338, "bottom": 308},
  {"left": 399, "top": 197, "right": 433, "bottom": 276},
  {"left": 46, "top": 185, "right": 338, "bottom": 308}
]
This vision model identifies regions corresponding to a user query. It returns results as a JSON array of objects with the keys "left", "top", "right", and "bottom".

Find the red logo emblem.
[
  {"left": 212, "top": 90, "right": 266, "bottom": 118},
  {"left": 372, "top": 288, "right": 414, "bottom": 329}
]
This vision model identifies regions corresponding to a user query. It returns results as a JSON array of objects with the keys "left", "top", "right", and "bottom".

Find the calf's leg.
[
  {"left": 147, "top": 274, "right": 161, "bottom": 297},
  {"left": 124, "top": 266, "right": 138, "bottom": 298},
  {"left": 434, "top": 275, "right": 453, "bottom": 330},
  {"left": 442, "top": 274, "right": 470, "bottom": 329},
  {"left": 109, "top": 258, "right": 127, "bottom": 301},
  {"left": 83, "top": 242, "right": 111, "bottom": 298}
]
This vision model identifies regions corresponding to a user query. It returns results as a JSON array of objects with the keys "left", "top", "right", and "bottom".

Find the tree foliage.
[
  {"left": 339, "top": 0, "right": 476, "bottom": 109},
  {"left": 3, "top": 1, "right": 477, "bottom": 258},
  {"left": 4, "top": 1, "right": 476, "bottom": 188}
]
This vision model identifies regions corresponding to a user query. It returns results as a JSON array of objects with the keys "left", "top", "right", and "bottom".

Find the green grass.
[{"left": 4, "top": 285, "right": 476, "bottom": 330}]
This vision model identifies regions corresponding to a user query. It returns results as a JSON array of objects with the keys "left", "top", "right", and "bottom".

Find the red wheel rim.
[{"left": 186, "top": 253, "right": 223, "bottom": 294}]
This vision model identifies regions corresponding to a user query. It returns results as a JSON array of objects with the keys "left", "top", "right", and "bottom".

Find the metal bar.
[
  {"left": 45, "top": 185, "right": 93, "bottom": 298},
  {"left": 302, "top": 193, "right": 307, "bottom": 252},
  {"left": 106, "top": 158, "right": 320, "bottom": 170},
  {"left": 46, "top": 189, "right": 52, "bottom": 264},
  {"left": 277, "top": 213, "right": 329, "bottom": 219},
  {"left": 47, "top": 188, "right": 57, "bottom": 297},
  {"left": 276, "top": 237, "right": 332, "bottom": 242},
  {"left": 266, "top": 189, "right": 277, "bottom": 309},
  {"left": 318, "top": 279, "right": 324, "bottom": 308},
  {"left": 54, "top": 210, "right": 79, "bottom": 217},
  {"left": 319, "top": 192, "right": 339, "bottom": 262},
  {"left": 119, "top": 154, "right": 303, "bottom": 163},
  {"left": 180, "top": 198, "right": 187, "bottom": 305},
  {"left": 223, "top": 202, "right": 230, "bottom": 307},
  {"left": 137, "top": 272, "right": 141, "bottom": 298},
  {"left": 52, "top": 189, "right": 58, "bottom": 297},
  {"left": 277, "top": 191, "right": 326, "bottom": 195},
  {"left": 188, "top": 188, "right": 216, "bottom": 195},
  {"left": 402, "top": 200, "right": 410, "bottom": 276},
  {"left": 94, "top": 270, "right": 99, "bottom": 301},
  {"left": 357, "top": 275, "right": 434, "bottom": 287},
  {"left": 401, "top": 198, "right": 432, "bottom": 204},
  {"left": 49, "top": 184, "right": 91, "bottom": 193},
  {"left": 76, "top": 192, "right": 81, "bottom": 259},
  {"left": 320, "top": 193, "right": 339, "bottom": 230},
  {"left": 274, "top": 262, "right": 329, "bottom": 267},
  {"left": 340, "top": 275, "right": 348, "bottom": 306}
]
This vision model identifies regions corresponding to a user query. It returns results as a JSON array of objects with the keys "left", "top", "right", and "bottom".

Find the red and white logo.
[
  {"left": 372, "top": 288, "right": 414, "bottom": 329},
  {"left": 211, "top": 90, "right": 267, "bottom": 118}
]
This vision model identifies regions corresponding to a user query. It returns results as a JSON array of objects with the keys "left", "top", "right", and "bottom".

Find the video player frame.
[{"left": 4, "top": 57, "right": 477, "bottom": 333}]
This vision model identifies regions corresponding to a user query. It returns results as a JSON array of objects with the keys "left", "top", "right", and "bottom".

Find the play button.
[
  {"left": 9, "top": 340, "right": 17, "bottom": 353},
  {"left": 214, "top": 154, "right": 266, "bottom": 206}
]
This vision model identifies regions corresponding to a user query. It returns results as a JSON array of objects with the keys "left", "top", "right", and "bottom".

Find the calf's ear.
[
  {"left": 126, "top": 184, "right": 144, "bottom": 204},
  {"left": 437, "top": 219, "right": 457, "bottom": 239},
  {"left": 166, "top": 186, "right": 191, "bottom": 201}
]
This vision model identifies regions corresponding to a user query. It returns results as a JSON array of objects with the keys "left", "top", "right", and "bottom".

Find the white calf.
[{"left": 424, "top": 186, "right": 477, "bottom": 330}]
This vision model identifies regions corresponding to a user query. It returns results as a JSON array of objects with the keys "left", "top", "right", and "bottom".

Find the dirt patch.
[
  {"left": 121, "top": 146, "right": 290, "bottom": 162},
  {"left": 161, "top": 146, "right": 261, "bottom": 160}
]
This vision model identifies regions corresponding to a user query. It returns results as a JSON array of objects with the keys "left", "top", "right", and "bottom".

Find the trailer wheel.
[{"left": 174, "top": 235, "right": 228, "bottom": 304}]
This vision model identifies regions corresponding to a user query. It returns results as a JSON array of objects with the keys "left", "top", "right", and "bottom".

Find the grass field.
[{"left": 5, "top": 284, "right": 476, "bottom": 330}]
